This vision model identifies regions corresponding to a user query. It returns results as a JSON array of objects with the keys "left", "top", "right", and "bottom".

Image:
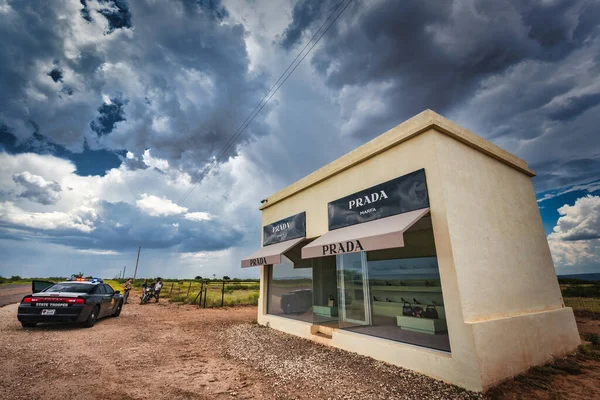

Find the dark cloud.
[
  {"left": 0, "top": 0, "right": 267, "bottom": 179},
  {"left": 195, "top": 0, "right": 229, "bottom": 21},
  {"left": 97, "top": 0, "right": 133, "bottom": 33},
  {"left": 281, "top": 0, "right": 600, "bottom": 192},
  {"left": 547, "top": 92, "right": 600, "bottom": 121},
  {"left": 1, "top": 200, "right": 244, "bottom": 253},
  {"left": 279, "top": 0, "right": 336, "bottom": 50},
  {"left": 80, "top": 0, "right": 92, "bottom": 22},
  {"left": 12, "top": 172, "right": 62, "bottom": 205}
]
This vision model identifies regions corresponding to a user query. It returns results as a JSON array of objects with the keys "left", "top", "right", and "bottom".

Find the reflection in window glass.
[
  {"left": 267, "top": 256, "right": 313, "bottom": 322},
  {"left": 360, "top": 254, "right": 450, "bottom": 352}
]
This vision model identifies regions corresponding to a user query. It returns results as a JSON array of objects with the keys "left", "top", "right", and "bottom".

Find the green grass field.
[
  {"left": 4, "top": 277, "right": 600, "bottom": 315},
  {"left": 564, "top": 297, "right": 600, "bottom": 315},
  {"left": 161, "top": 281, "right": 259, "bottom": 307}
]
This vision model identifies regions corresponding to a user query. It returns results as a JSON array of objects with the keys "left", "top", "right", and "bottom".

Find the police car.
[{"left": 17, "top": 278, "right": 123, "bottom": 328}]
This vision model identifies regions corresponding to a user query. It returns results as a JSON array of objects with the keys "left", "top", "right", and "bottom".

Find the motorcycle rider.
[{"left": 140, "top": 279, "right": 148, "bottom": 300}]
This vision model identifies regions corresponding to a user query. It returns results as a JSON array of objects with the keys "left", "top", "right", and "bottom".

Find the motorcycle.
[{"left": 140, "top": 286, "right": 156, "bottom": 304}]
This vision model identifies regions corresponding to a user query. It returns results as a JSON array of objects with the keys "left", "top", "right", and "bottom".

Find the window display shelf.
[
  {"left": 372, "top": 300, "right": 445, "bottom": 319},
  {"left": 313, "top": 305, "right": 338, "bottom": 317},
  {"left": 369, "top": 285, "right": 442, "bottom": 293},
  {"left": 396, "top": 315, "right": 448, "bottom": 335},
  {"left": 346, "top": 284, "right": 441, "bottom": 293}
]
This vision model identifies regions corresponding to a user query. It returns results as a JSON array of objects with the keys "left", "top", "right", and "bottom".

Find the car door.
[
  {"left": 32, "top": 280, "right": 54, "bottom": 294},
  {"left": 102, "top": 284, "right": 118, "bottom": 315},
  {"left": 94, "top": 284, "right": 110, "bottom": 317}
]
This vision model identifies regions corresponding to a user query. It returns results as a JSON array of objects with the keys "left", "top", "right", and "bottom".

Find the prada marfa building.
[{"left": 241, "top": 110, "right": 580, "bottom": 391}]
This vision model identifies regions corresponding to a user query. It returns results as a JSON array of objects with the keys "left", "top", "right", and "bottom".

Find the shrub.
[
  {"left": 10, "top": 275, "right": 22, "bottom": 281},
  {"left": 584, "top": 333, "right": 600, "bottom": 346},
  {"left": 562, "top": 284, "right": 600, "bottom": 298}
]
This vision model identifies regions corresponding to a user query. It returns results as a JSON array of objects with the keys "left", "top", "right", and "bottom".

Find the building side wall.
[
  {"left": 431, "top": 132, "right": 565, "bottom": 321},
  {"left": 470, "top": 307, "right": 581, "bottom": 389}
]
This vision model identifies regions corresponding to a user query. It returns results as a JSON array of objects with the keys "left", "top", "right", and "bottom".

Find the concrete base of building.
[{"left": 258, "top": 306, "right": 580, "bottom": 392}]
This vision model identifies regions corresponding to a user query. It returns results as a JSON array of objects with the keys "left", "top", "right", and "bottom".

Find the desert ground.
[{"left": 0, "top": 299, "right": 598, "bottom": 400}]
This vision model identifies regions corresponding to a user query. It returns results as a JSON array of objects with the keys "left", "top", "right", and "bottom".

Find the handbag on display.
[
  {"left": 411, "top": 305, "right": 424, "bottom": 318},
  {"left": 402, "top": 301, "right": 413, "bottom": 316},
  {"left": 424, "top": 304, "right": 439, "bottom": 319}
]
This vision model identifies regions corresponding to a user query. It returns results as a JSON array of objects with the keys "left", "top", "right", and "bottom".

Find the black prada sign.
[
  {"left": 263, "top": 212, "right": 306, "bottom": 246},
  {"left": 322, "top": 240, "right": 364, "bottom": 255},
  {"left": 328, "top": 169, "right": 429, "bottom": 230}
]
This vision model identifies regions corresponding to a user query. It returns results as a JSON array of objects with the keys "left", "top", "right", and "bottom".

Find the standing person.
[
  {"left": 154, "top": 278, "right": 163, "bottom": 303},
  {"left": 123, "top": 278, "right": 132, "bottom": 304}
]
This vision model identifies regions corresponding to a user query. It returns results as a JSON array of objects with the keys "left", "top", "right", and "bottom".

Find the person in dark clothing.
[{"left": 140, "top": 279, "right": 148, "bottom": 299}]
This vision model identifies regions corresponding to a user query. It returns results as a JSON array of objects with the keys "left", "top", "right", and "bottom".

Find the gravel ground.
[
  {"left": 222, "top": 323, "right": 483, "bottom": 400},
  {"left": 2, "top": 300, "right": 598, "bottom": 400}
]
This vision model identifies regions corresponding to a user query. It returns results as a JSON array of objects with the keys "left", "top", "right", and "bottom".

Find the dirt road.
[
  {"left": 0, "top": 302, "right": 273, "bottom": 400},
  {"left": 1, "top": 300, "right": 598, "bottom": 400},
  {"left": 0, "top": 284, "right": 30, "bottom": 307}
]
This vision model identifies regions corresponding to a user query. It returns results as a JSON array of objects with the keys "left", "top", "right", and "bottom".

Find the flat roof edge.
[{"left": 259, "top": 110, "right": 536, "bottom": 210}]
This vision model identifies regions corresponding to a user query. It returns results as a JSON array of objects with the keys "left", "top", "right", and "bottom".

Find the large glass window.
[
  {"left": 336, "top": 218, "right": 451, "bottom": 352},
  {"left": 267, "top": 255, "right": 313, "bottom": 322}
]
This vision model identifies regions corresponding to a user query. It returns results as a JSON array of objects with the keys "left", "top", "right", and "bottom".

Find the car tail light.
[
  {"left": 22, "top": 296, "right": 32, "bottom": 303},
  {"left": 29, "top": 297, "right": 85, "bottom": 304}
]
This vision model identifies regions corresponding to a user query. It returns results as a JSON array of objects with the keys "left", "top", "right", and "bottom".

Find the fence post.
[
  {"left": 203, "top": 282, "right": 208, "bottom": 308},
  {"left": 197, "top": 282, "right": 204, "bottom": 307},
  {"left": 221, "top": 281, "right": 225, "bottom": 307},
  {"left": 193, "top": 287, "right": 202, "bottom": 305},
  {"left": 169, "top": 282, "right": 174, "bottom": 296},
  {"left": 186, "top": 281, "right": 192, "bottom": 298}
]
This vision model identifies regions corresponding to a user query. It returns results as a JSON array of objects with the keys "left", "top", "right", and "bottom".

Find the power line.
[{"left": 176, "top": 0, "right": 354, "bottom": 206}]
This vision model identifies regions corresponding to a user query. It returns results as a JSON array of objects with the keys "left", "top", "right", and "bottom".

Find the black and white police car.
[{"left": 17, "top": 278, "right": 123, "bottom": 328}]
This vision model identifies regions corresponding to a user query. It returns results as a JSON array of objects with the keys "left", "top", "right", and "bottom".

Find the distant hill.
[{"left": 558, "top": 273, "right": 600, "bottom": 282}]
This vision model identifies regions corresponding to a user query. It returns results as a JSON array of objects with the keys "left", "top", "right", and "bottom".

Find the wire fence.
[
  {"left": 159, "top": 280, "right": 259, "bottom": 308},
  {"left": 564, "top": 297, "right": 600, "bottom": 317}
]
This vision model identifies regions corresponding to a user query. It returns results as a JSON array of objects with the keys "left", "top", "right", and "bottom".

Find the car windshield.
[{"left": 43, "top": 283, "right": 92, "bottom": 293}]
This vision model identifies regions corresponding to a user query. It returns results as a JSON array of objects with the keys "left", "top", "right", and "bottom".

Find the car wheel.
[
  {"left": 112, "top": 301, "right": 123, "bottom": 317},
  {"left": 21, "top": 322, "right": 36, "bottom": 328},
  {"left": 83, "top": 306, "right": 99, "bottom": 328}
]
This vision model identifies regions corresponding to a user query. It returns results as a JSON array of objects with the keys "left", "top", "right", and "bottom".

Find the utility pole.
[
  {"left": 133, "top": 247, "right": 141, "bottom": 280},
  {"left": 123, "top": 266, "right": 126, "bottom": 279}
]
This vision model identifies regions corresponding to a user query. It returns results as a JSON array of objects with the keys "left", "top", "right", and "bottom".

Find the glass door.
[{"left": 337, "top": 252, "right": 371, "bottom": 328}]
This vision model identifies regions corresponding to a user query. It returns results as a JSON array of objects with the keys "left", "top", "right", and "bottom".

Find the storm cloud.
[
  {"left": 281, "top": 0, "right": 600, "bottom": 191},
  {"left": 0, "top": 0, "right": 268, "bottom": 177},
  {"left": 0, "top": 0, "right": 598, "bottom": 278}
]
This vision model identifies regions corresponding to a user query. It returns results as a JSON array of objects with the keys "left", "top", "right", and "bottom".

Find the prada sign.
[
  {"left": 249, "top": 257, "right": 267, "bottom": 266},
  {"left": 328, "top": 169, "right": 429, "bottom": 230},
  {"left": 263, "top": 212, "right": 306, "bottom": 246},
  {"left": 322, "top": 240, "right": 364, "bottom": 255}
]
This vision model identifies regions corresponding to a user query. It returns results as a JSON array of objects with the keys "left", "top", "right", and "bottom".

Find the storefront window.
[
  {"left": 364, "top": 253, "right": 449, "bottom": 352},
  {"left": 335, "top": 221, "right": 451, "bottom": 352},
  {"left": 267, "top": 255, "right": 313, "bottom": 322}
]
